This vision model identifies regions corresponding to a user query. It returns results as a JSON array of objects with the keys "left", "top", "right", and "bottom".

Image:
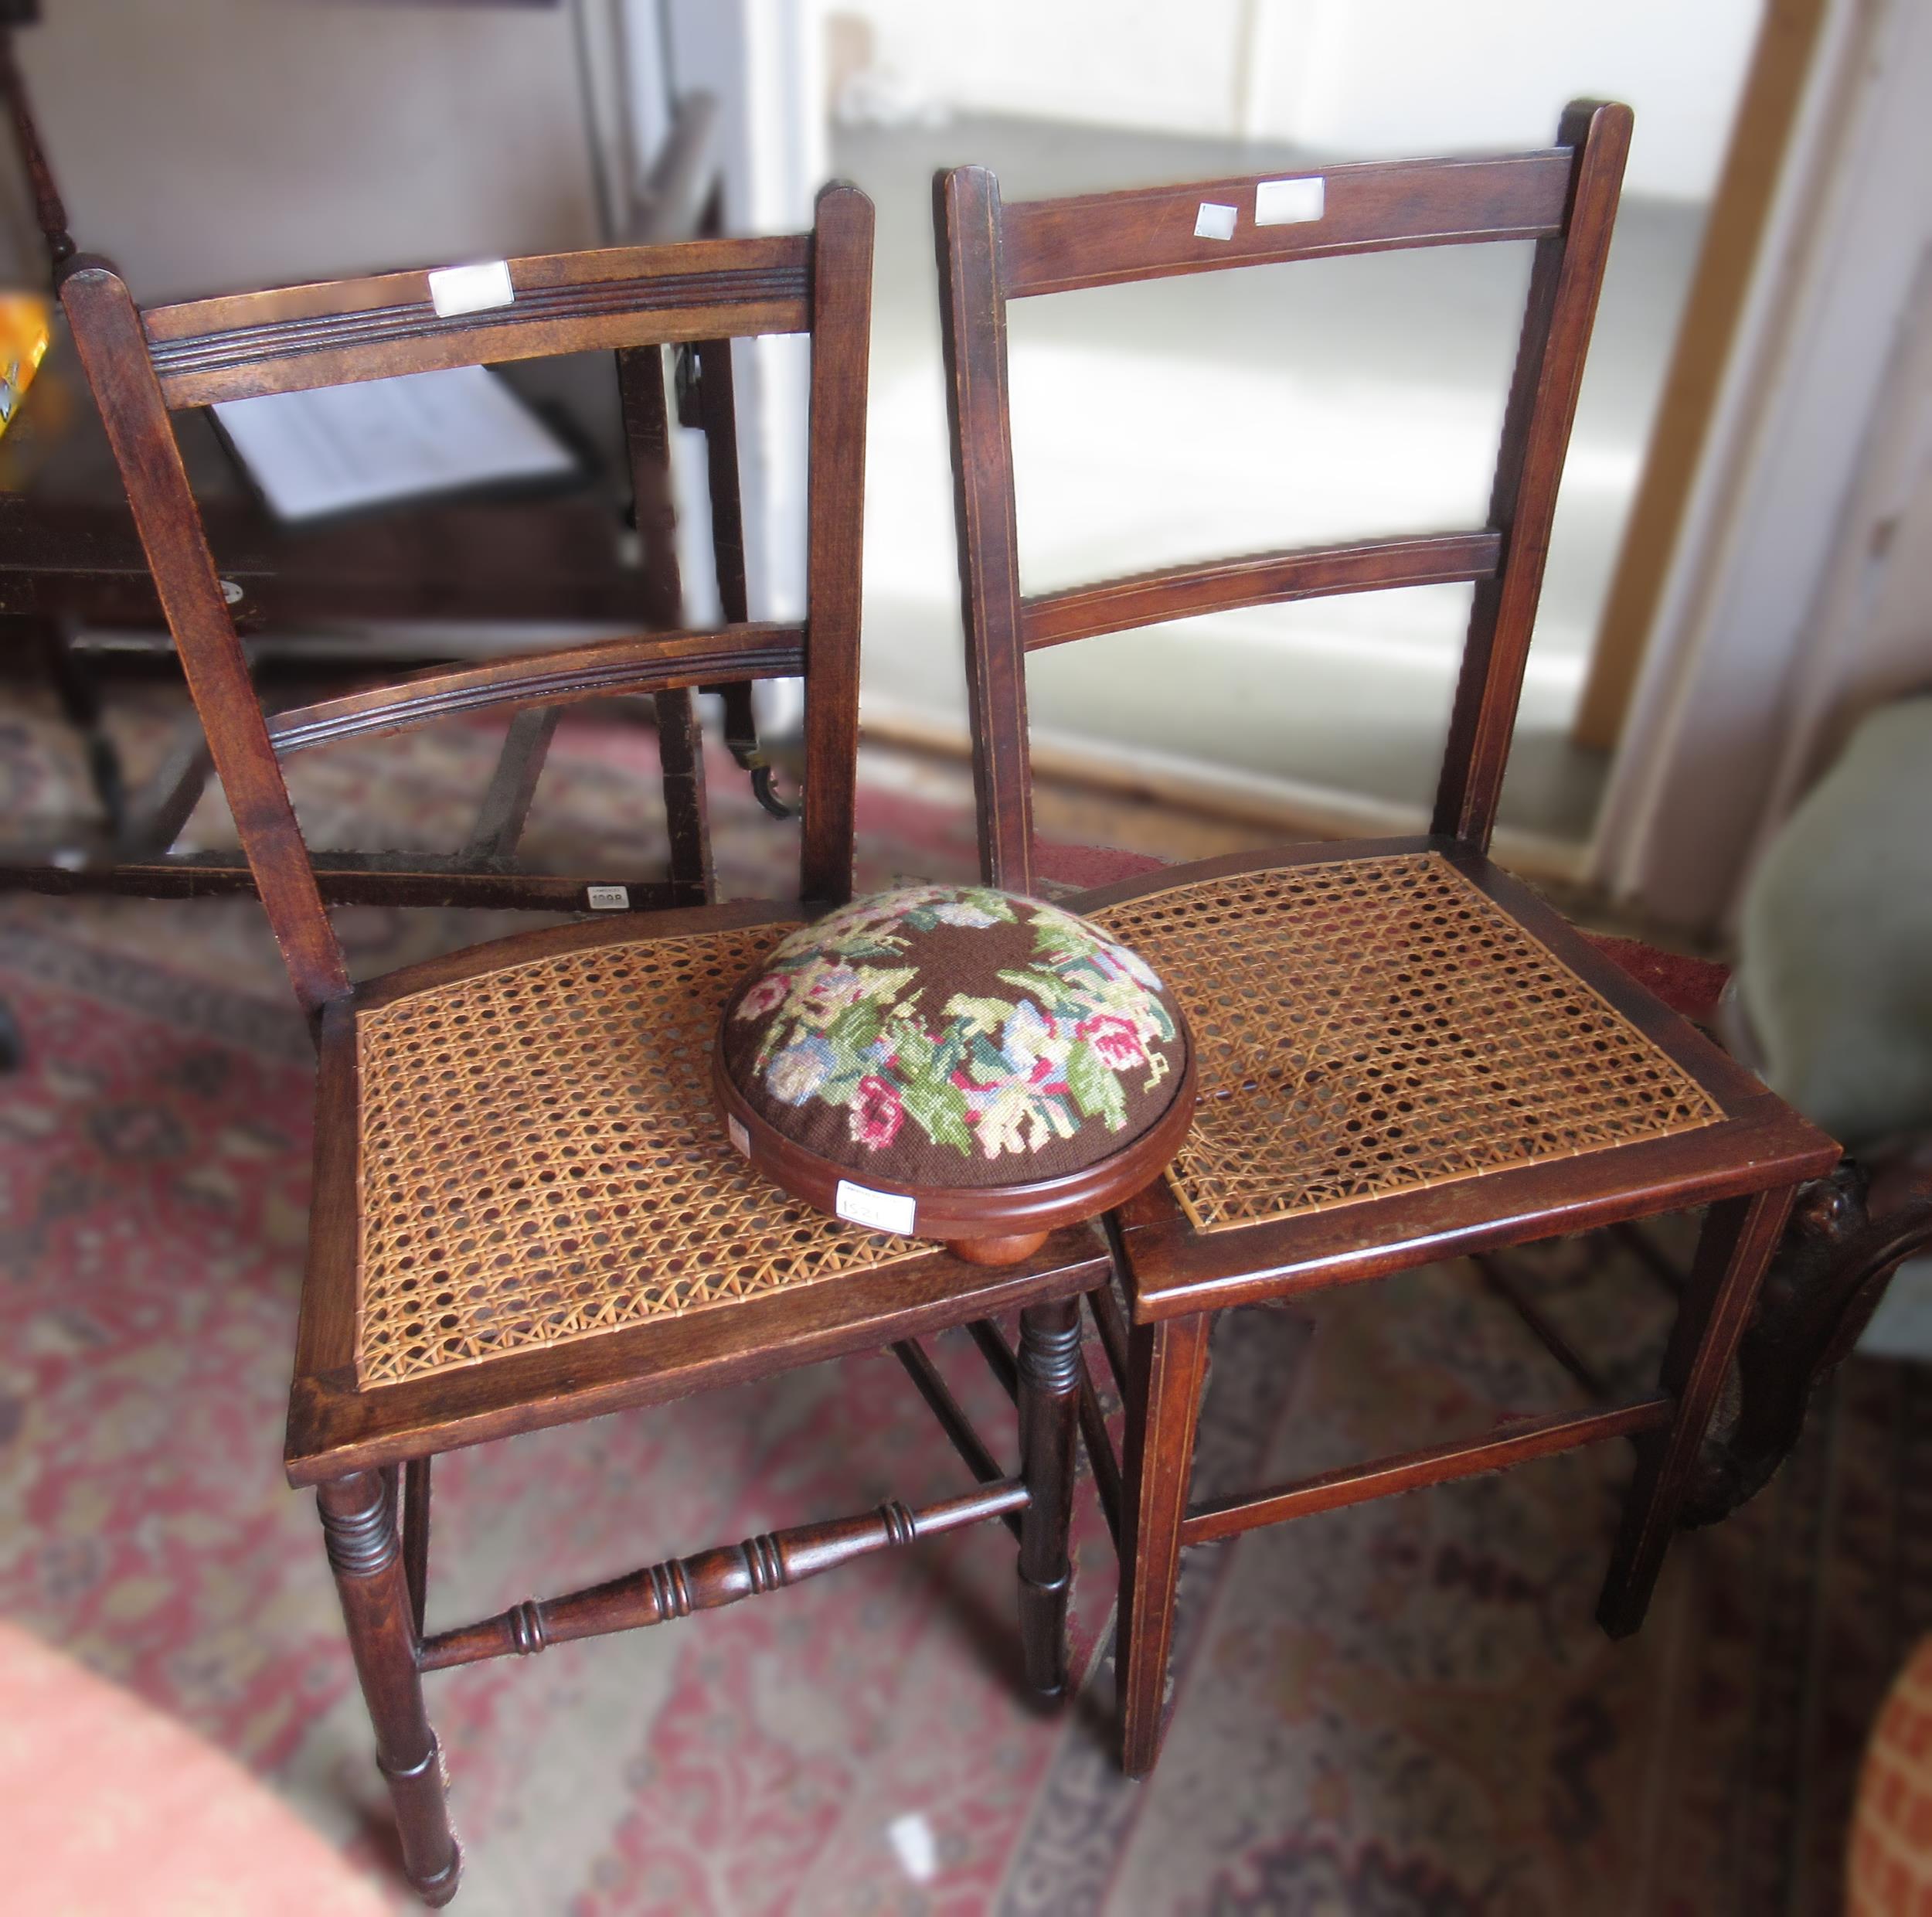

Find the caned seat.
[
  {"left": 349, "top": 916, "right": 910, "bottom": 1391},
  {"left": 1090, "top": 850, "right": 1722, "bottom": 1233},
  {"left": 935, "top": 104, "right": 1841, "bottom": 1782}
]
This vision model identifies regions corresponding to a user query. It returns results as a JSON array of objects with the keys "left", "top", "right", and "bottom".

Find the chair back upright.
[
  {"left": 936, "top": 101, "right": 1631, "bottom": 890},
  {"left": 60, "top": 183, "right": 875, "bottom": 1025}
]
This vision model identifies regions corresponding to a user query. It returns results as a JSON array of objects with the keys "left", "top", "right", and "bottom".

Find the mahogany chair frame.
[
  {"left": 63, "top": 186, "right": 1107, "bottom": 1905},
  {"left": 936, "top": 101, "right": 1840, "bottom": 1776},
  {"left": 0, "top": 35, "right": 763, "bottom": 914}
]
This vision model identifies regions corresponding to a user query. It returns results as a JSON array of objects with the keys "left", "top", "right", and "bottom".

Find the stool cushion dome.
[{"left": 718, "top": 884, "right": 1189, "bottom": 1191}]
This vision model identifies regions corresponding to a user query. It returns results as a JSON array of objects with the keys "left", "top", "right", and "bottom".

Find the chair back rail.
[
  {"left": 937, "top": 101, "right": 1631, "bottom": 891},
  {"left": 1019, "top": 530, "right": 1502, "bottom": 652},
  {"left": 141, "top": 235, "right": 811, "bottom": 409},
  {"left": 62, "top": 182, "right": 874, "bottom": 1025},
  {"left": 998, "top": 149, "right": 1577, "bottom": 298},
  {"left": 263, "top": 625, "right": 807, "bottom": 755}
]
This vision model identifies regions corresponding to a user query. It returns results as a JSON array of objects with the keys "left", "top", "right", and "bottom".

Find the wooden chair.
[
  {"left": 935, "top": 101, "right": 1841, "bottom": 1776},
  {"left": 62, "top": 186, "right": 1111, "bottom": 1906}
]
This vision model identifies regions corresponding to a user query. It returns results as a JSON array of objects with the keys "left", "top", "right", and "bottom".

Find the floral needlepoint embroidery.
[{"left": 719, "top": 884, "right": 1189, "bottom": 1192}]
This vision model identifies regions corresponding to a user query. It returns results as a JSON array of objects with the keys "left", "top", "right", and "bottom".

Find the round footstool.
[{"left": 715, "top": 884, "right": 1196, "bottom": 1265}]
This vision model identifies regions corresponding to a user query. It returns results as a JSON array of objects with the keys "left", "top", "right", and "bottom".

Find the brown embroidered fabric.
[
  {"left": 717, "top": 884, "right": 1189, "bottom": 1190},
  {"left": 353, "top": 924, "right": 929, "bottom": 1388},
  {"left": 1092, "top": 851, "right": 1726, "bottom": 1232}
]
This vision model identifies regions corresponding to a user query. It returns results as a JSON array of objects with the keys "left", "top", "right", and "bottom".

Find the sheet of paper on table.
[{"left": 213, "top": 364, "right": 577, "bottom": 523}]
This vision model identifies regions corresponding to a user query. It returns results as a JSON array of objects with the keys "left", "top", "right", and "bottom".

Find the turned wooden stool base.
[
  {"left": 947, "top": 1231, "right": 1050, "bottom": 1267},
  {"left": 716, "top": 1046, "right": 1197, "bottom": 1267}
]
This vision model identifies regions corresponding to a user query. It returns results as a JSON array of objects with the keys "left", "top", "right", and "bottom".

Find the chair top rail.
[
  {"left": 998, "top": 149, "right": 1574, "bottom": 298},
  {"left": 143, "top": 232, "right": 811, "bottom": 408}
]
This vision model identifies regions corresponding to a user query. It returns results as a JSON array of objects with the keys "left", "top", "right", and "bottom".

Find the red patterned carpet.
[{"left": 1, "top": 697, "right": 1927, "bottom": 1913}]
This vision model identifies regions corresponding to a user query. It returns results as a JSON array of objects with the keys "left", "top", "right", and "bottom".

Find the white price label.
[
  {"left": 834, "top": 1180, "right": 917, "bottom": 1237},
  {"left": 727, "top": 1115, "right": 750, "bottom": 1156},
  {"left": 1193, "top": 202, "right": 1237, "bottom": 241},
  {"left": 427, "top": 260, "right": 515, "bottom": 318},
  {"left": 1255, "top": 177, "right": 1325, "bottom": 226},
  {"left": 586, "top": 885, "right": 630, "bottom": 911}
]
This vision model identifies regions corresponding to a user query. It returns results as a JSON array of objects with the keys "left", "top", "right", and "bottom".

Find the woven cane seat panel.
[
  {"left": 1093, "top": 852, "right": 1723, "bottom": 1233},
  {"left": 352, "top": 926, "right": 923, "bottom": 1388}
]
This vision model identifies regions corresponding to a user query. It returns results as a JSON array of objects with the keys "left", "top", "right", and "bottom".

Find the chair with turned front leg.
[
  {"left": 63, "top": 185, "right": 1105, "bottom": 1905},
  {"left": 934, "top": 101, "right": 1841, "bottom": 1778}
]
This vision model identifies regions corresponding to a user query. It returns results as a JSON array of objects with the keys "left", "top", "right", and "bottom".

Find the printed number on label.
[{"left": 834, "top": 1180, "right": 917, "bottom": 1236}]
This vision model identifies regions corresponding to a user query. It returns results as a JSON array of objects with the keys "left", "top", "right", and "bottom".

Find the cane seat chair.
[
  {"left": 935, "top": 102, "right": 1840, "bottom": 1777},
  {"left": 63, "top": 185, "right": 1111, "bottom": 1906}
]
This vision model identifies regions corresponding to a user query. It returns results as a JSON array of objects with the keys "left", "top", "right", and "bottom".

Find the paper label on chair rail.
[
  {"left": 834, "top": 1180, "right": 917, "bottom": 1236},
  {"left": 727, "top": 1115, "right": 750, "bottom": 1156},
  {"left": 427, "top": 259, "right": 515, "bottom": 318},
  {"left": 1255, "top": 177, "right": 1325, "bottom": 226},
  {"left": 1193, "top": 202, "right": 1238, "bottom": 241},
  {"left": 586, "top": 885, "right": 630, "bottom": 910}
]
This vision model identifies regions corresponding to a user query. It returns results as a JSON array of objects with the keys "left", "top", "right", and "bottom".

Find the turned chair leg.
[
  {"left": 318, "top": 1469, "right": 461, "bottom": 1907},
  {"left": 1015, "top": 1295, "right": 1083, "bottom": 1699},
  {"left": 1597, "top": 1186, "right": 1800, "bottom": 1638},
  {"left": 1117, "top": 1311, "right": 1212, "bottom": 1776}
]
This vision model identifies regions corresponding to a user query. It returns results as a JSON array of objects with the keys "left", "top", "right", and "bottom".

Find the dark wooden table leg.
[
  {"left": 26, "top": 615, "right": 127, "bottom": 834},
  {"left": 1597, "top": 1185, "right": 1798, "bottom": 1638},
  {"left": 1117, "top": 1309, "right": 1212, "bottom": 1776},
  {"left": 655, "top": 686, "right": 714, "bottom": 906},
  {"left": 317, "top": 1469, "right": 461, "bottom": 1906},
  {"left": 1015, "top": 1293, "right": 1083, "bottom": 1700}
]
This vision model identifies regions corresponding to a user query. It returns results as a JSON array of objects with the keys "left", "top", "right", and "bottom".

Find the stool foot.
[{"left": 947, "top": 1231, "right": 1049, "bottom": 1267}]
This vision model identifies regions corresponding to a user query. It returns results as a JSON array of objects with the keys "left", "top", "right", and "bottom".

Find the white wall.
[
  {"left": 836, "top": 0, "right": 1251, "bottom": 139},
  {"left": 1250, "top": 0, "right": 1759, "bottom": 199},
  {"left": 830, "top": 0, "right": 1760, "bottom": 199}
]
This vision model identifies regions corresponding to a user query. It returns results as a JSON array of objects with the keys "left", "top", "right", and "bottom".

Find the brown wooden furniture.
[
  {"left": 719, "top": 1048, "right": 1199, "bottom": 1265},
  {"left": 935, "top": 102, "right": 1842, "bottom": 1777},
  {"left": 0, "top": 27, "right": 767, "bottom": 914},
  {"left": 61, "top": 187, "right": 1111, "bottom": 1907},
  {"left": 711, "top": 882, "right": 1200, "bottom": 1267}
]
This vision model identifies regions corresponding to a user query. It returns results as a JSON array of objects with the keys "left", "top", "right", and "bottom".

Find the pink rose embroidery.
[
  {"left": 736, "top": 972, "right": 794, "bottom": 1020},
  {"left": 850, "top": 1074, "right": 906, "bottom": 1149},
  {"left": 1078, "top": 1014, "right": 1146, "bottom": 1071}
]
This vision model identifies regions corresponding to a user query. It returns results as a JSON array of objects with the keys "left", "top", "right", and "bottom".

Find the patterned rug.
[{"left": 2, "top": 693, "right": 1928, "bottom": 1914}]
